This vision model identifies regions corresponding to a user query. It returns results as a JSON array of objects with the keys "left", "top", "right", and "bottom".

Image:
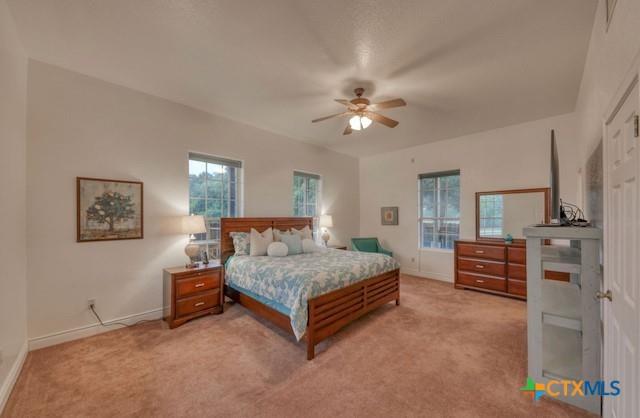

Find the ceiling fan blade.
[
  {"left": 366, "top": 111, "right": 399, "bottom": 128},
  {"left": 368, "top": 98, "right": 406, "bottom": 111},
  {"left": 311, "top": 111, "right": 350, "bottom": 123},
  {"left": 335, "top": 99, "right": 359, "bottom": 110},
  {"left": 343, "top": 125, "right": 352, "bottom": 135}
]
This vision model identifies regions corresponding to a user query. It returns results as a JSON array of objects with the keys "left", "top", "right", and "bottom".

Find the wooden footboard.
[
  {"left": 224, "top": 268, "right": 400, "bottom": 360},
  {"left": 306, "top": 268, "right": 400, "bottom": 359}
]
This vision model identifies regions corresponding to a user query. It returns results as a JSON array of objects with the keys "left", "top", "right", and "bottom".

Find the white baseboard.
[
  {"left": 28, "top": 307, "right": 164, "bottom": 351},
  {"left": 401, "top": 268, "right": 453, "bottom": 283},
  {"left": 0, "top": 340, "right": 28, "bottom": 414}
]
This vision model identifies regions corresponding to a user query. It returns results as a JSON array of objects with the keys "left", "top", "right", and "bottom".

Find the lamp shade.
[
  {"left": 181, "top": 215, "right": 206, "bottom": 235},
  {"left": 319, "top": 214, "right": 333, "bottom": 228}
]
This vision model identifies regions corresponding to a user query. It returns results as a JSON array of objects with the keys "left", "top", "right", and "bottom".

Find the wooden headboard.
[{"left": 220, "top": 217, "right": 314, "bottom": 263}]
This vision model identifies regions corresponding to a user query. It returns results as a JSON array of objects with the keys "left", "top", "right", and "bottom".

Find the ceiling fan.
[{"left": 312, "top": 88, "right": 406, "bottom": 135}]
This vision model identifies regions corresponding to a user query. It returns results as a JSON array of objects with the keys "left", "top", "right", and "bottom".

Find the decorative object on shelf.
[
  {"left": 201, "top": 248, "right": 209, "bottom": 265},
  {"left": 380, "top": 206, "right": 399, "bottom": 225},
  {"left": 505, "top": 233, "right": 514, "bottom": 244},
  {"left": 319, "top": 214, "right": 333, "bottom": 246},
  {"left": 181, "top": 215, "right": 206, "bottom": 268},
  {"left": 77, "top": 177, "right": 143, "bottom": 242}
]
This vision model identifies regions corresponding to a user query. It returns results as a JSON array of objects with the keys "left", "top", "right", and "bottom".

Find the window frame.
[
  {"left": 188, "top": 152, "right": 243, "bottom": 260},
  {"left": 292, "top": 170, "right": 321, "bottom": 218},
  {"left": 418, "top": 170, "right": 461, "bottom": 251}
]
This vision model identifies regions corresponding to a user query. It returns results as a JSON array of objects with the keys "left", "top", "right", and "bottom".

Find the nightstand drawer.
[
  {"left": 176, "top": 290, "right": 220, "bottom": 317},
  {"left": 176, "top": 273, "right": 220, "bottom": 298}
]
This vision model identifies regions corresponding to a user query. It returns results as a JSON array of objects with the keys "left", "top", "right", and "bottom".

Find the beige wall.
[
  {"left": 0, "top": 0, "right": 28, "bottom": 410},
  {"left": 575, "top": 0, "right": 640, "bottom": 198},
  {"left": 359, "top": 113, "right": 579, "bottom": 281},
  {"left": 26, "top": 61, "right": 359, "bottom": 341}
]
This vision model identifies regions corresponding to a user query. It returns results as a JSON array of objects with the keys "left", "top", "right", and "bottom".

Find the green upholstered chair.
[{"left": 351, "top": 237, "right": 393, "bottom": 257}]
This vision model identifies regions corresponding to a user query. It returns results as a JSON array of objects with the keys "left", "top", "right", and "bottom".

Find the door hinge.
[{"left": 635, "top": 115, "right": 639, "bottom": 138}]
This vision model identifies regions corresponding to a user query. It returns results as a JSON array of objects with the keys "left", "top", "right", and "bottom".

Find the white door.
[{"left": 603, "top": 79, "right": 639, "bottom": 418}]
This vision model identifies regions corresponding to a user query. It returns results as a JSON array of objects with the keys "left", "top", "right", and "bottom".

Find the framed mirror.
[{"left": 476, "top": 188, "right": 550, "bottom": 242}]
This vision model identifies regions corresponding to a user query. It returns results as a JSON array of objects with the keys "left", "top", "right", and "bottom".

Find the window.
[
  {"left": 293, "top": 171, "right": 320, "bottom": 217},
  {"left": 419, "top": 170, "right": 460, "bottom": 250},
  {"left": 188, "top": 153, "right": 242, "bottom": 260},
  {"left": 478, "top": 194, "right": 503, "bottom": 237}
]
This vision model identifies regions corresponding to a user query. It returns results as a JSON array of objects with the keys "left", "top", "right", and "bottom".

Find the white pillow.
[
  {"left": 249, "top": 227, "right": 273, "bottom": 256},
  {"left": 273, "top": 229, "right": 288, "bottom": 242},
  {"left": 291, "top": 225, "right": 313, "bottom": 240},
  {"left": 267, "top": 242, "right": 288, "bottom": 257},
  {"left": 302, "top": 238, "right": 320, "bottom": 253}
]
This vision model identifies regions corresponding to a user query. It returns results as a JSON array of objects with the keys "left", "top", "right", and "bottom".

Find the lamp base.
[
  {"left": 185, "top": 242, "right": 201, "bottom": 269},
  {"left": 321, "top": 230, "right": 330, "bottom": 247}
]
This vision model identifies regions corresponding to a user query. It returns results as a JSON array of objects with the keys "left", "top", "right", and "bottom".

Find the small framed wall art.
[
  {"left": 77, "top": 177, "right": 144, "bottom": 242},
  {"left": 381, "top": 206, "right": 399, "bottom": 225}
]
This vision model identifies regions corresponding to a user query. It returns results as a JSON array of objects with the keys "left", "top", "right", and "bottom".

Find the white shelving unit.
[{"left": 523, "top": 226, "right": 602, "bottom": 414}]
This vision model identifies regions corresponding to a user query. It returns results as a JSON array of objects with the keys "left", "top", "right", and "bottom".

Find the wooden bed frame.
[{"left": 220, "top": 217, "right": 400, "bottom": 360}]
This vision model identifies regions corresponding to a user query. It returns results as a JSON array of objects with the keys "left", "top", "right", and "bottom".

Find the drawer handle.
[
  {"left": 194, "top": 283, "right": 205, "bottom": 288},
  {"left": 194, "top": 302, "right": 205, "bottom": 307},
  {"left": 475, "top": 250, "right": 484, "bottom": 254},
  {"left": 475, "top": 264, "right": 485, "bottom": 269},
  {"left": 475, "top": 279, "right": 485, "bottom": 283}
]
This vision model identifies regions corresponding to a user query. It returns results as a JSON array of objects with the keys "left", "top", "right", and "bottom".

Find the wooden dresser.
[
  {"left": 163, "top": 263, "right": 224, "bottom": 328},
  {"left": 454, "top": 240, "right": 527, "bottom": 299}
]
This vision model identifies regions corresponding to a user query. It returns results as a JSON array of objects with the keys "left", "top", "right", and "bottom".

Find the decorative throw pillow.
[
  {"left": 302, "top": 238, "right": 320, "bottom": 253},
  {"left": 291, "top": 225, "right": 313, "bottom": 240},
  {"left": 273, "top": 229, "right": 288, "bottom": 242},
  {"left": 230, "top": 232, "right": 250, "bottom": 256},
  {"left": 249, "top": 227, "right": 273, "bottom": 256},
  {"left": 280, "top": 233, "right": 303, "bottom": 255},
  {"left": 267, "top": 242, "right": 288, "bottom": 257}
]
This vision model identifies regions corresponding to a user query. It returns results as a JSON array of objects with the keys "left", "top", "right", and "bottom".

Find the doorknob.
[{"left": 596, "top": 290, "right": 613, "bottom": 301}]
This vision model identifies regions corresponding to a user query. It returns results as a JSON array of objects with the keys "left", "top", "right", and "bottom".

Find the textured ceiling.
[{"left": 8, "top": 0, "right": 597, "bottom": 157}]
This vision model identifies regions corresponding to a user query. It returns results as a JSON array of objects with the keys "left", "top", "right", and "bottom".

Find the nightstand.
[
  {"left": 328, "top": 245, "right": 348, "bottom": 250},
  {"left": 163, "top": 262, "right": 223, "bottom": 329}
]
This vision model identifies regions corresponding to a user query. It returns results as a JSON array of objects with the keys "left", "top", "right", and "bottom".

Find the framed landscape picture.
[
  {"left": 381, "top": 206, "right": 399, "bottom": 225},
  {"left": 77, "top": 177, "right": 144, "bottom": 242}
]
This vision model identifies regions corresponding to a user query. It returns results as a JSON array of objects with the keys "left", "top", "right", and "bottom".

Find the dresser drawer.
[
  {"left": 458, "top": 258, "right": 505, "bottom": 277},
  {"left": 508, "top": 279, "right": 527, "bottom": 297},
  {"left": 176, "top": 290, "right": 220, "bottom": 317},
  {"left": 457, "top": 271, "right": 506, "bottom": 292},
  {"left": 508, "top": 263, "right": 526, "bottom": 280},
  {"left": 508, "top": 247, "right": 526, "bottom": 264},
  {"left": 176, "top": 273, "right": 220, "bottom": 298},
  {"left": 457, "top": 244, "right": 506, "bottom": 261}
]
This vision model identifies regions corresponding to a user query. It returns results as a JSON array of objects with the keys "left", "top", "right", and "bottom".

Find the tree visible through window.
[
  {"left": 479, "top": 194, "right": 503, "bottom": 237},
  {"left": 419, "top": 170, "right": 460, "bottom": 250},
  {"left": 293, "top": 171, "right": 320, "bottom": 217},
  {"left": 189, "top": 153, "right": 242, "bottom": 260}
]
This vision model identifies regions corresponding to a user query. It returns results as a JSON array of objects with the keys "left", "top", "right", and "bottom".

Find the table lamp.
[
  {"left": 181, "top": 215, "right": 206, "bottom": 268},
  {"left": 319, "top": 214, "right": 333, "bottom": 246}
]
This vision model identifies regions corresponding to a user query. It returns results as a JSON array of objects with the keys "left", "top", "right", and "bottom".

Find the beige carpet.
[{"left": 3, "top": 275, "right": 594, "bottom": 418}]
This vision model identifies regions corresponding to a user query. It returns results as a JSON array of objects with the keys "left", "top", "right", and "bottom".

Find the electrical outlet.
[{"left": 88, "top": 298, "right": 96, "bottom": 309}]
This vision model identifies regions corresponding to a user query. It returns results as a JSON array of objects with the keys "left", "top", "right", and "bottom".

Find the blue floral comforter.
[{"left": 225, "top": 249, "right": 400, "bottom": 340}]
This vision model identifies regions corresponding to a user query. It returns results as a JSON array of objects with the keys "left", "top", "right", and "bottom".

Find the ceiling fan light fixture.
[
  {"left": 349, "top": 115, "right": 362, "bottom": 131},
  {"left": 349, "top": 115, "right": 372, "bottom": 131}
]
